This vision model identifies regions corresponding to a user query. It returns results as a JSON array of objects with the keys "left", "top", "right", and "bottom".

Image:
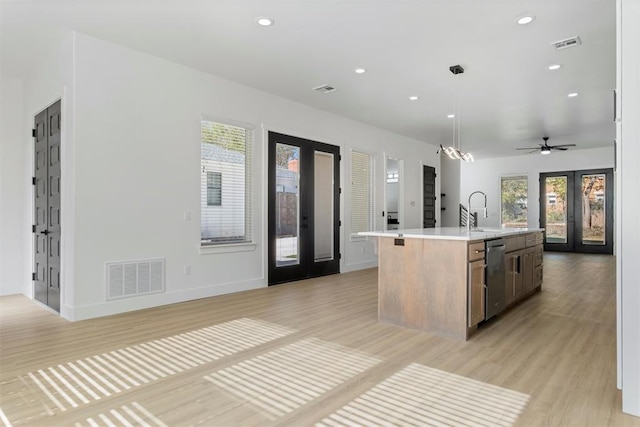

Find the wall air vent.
[
  {"left": 551, "top": 36, "right": 581, "bottom": 50},
  {"left": 313, "top": 84, "right": 336, "bottom": 94},
  {"left": 106, "top": 258, "right": 165, "bottom": 300}
]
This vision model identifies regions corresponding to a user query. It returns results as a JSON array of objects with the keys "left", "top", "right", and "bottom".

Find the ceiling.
[{"left": 0, "top": 0, "right": 616, "bottom": 159}]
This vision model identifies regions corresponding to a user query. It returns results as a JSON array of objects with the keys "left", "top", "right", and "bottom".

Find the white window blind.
[
  {"left": 501, "top": 176, "right": 528, "bottom": 228},
  {"left": 351, "top": 150, "right": 373, "bottom": 234},
  {"left": 201, "top": 119, "right": 253, "bottom": 245}
]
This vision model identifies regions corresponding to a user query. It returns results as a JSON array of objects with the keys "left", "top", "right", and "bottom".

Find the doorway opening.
[{"left": 385, "top": 157, "right": 403, "bottom": 230}]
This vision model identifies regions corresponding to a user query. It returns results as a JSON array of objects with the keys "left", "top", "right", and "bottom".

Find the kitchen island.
[{"left": 359, "top": 227, "right": 544, "bottom": 341}]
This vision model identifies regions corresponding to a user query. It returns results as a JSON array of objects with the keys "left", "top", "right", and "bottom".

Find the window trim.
[{"left": 199, "top": 242, "right": 257, "bottom": 255}]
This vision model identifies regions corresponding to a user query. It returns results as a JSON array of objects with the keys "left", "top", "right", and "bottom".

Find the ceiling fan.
[{"left": 516, "top": 137, "right": 576, "bottom": 155}]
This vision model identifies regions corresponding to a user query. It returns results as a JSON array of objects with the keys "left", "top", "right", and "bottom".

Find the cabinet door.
[
  {"left": 505, "top": 253, "right": 515, "bottom": 306},
  {"left": 505, "top": 250, "right": 524, "bottom": 305},
  {"left": 468, "top": 259, "right": 485, "bottom": 327},
  {"left": 523, "top": 247, "right": 535, "bottom": 292}
]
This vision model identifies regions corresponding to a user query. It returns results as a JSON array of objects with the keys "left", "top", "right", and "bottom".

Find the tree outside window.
[{"left": 501, "top": 176, "right": 528, "bottom": 228}]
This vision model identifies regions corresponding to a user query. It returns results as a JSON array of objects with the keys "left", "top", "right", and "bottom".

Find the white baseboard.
[
  {"left": 342, "top": 260, "right": 378, "bottom": 273},
  {"left": 65, "top": 278, "right": 266, "bottom": 321}
]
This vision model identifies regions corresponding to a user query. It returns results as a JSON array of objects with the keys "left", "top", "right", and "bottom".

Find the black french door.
[
  {"left": 267, "top": 132, "right": 340, "bottom": 285},
  {"left": 540, "top": 168, "right": 613, "bottom": 254}
]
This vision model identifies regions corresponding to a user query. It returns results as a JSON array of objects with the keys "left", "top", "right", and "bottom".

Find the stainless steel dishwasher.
[{"left": 485, "top": 238, "right": 506, "bottom": 320}]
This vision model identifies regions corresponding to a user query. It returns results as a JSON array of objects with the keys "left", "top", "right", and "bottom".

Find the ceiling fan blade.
[
  {"left": 516, "top": 147, "right": 540, "bottom": 150},
  {"left": 551, "top": 144, "right": 577, "bottom": 148},
  {"left": 553, "top": 147, "right": 569, "bottom": 151}
]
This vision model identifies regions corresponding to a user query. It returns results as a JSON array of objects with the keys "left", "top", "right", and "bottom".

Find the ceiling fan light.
[{"left": 541, "top": 148, "right": 551, "bottom": 155}]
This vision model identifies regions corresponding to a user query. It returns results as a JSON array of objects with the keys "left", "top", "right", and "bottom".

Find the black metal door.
[
  {"left": 423, "top": 165, "right": 436, "bottom": 228},
  {"left": 540, "top": 168, "right": 613, "bottom": 254},
  {"left": 267, "top": 132, "right": 340, "bottom": 285},
  {"left": 33, "top": 100, "right": 61, "bottom": 312}
]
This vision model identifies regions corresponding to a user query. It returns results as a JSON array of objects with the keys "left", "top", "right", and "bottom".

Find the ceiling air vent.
[
  {"left": 313, "top": 84, "right": 336, "bottom": 94},
  {"left": 551, "top": 36, "right": 581, "bottom": 50}
]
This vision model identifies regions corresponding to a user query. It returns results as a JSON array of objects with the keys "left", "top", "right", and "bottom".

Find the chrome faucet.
[{"left": 467, "top": 191, "right": 488, "bottom": 231}]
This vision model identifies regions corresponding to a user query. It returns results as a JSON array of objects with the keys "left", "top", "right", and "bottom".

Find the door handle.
[{"left": 40, "top": 230, "right": 50, "bottom": 235}]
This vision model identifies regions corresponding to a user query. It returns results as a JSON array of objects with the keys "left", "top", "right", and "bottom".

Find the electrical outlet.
[
  {"left": 184, "top": 211, "right": 192, "bottom": 221},
  {"left": 184, "top": 264, "right": 191, "bottom": 275}
]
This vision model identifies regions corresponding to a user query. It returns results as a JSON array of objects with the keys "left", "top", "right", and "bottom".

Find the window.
[
  {"left": 350, "top": 150, "right": 374, "bottom": 235},
  {"left": 201, "top": 119, "right": 253, "bottom": 245},
  {"left": 501, "top": 176, "right": 528, "bottom": 228},
  {"left": 207, "top": 172, "right": 222, "bottom": 206}
]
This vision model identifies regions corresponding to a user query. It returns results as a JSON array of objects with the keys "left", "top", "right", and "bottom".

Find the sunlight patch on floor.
[
  {"left": 18, "top": 318, "right": 295, "bottom": 413},
  {"left": 204, "top": 338, "right": 381, "bottom": 419},
  {"left": 74, "top": 402, "right": 167, "bottom": 427},
  {"left": 0, "top": 408, "right": 13, "bottom": 427},
  {"left": 317, "top": 363, "right": 530, "bottom": 427}
]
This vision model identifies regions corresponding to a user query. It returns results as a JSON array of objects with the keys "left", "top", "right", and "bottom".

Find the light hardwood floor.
[{"left": 1, "top": 253, "right": 638, "bottom": 426}]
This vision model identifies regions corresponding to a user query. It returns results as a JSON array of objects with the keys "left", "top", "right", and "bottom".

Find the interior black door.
[
  {"left": 423, "top": 165, "right": 436, "bottom": 228},
  {"left": 540, "top": 168, "right": 613, "bottom": 254},
  {"left": 268, "top": 132, "right": 340, "bottom": 285},
  {"left": 33, "top": 100, "right": 61, "bottom": 312}
]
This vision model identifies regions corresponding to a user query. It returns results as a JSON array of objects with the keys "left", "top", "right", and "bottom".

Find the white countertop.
[{"left": 358, "top": 226, "right": 544, "bottom": 241}]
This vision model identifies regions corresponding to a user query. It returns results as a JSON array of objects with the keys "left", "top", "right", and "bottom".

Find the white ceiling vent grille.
[
  {"left": 107, "top": 258, "right": 165, "bottom": 300},
  {"left": 551, "top": 36, "right": 581, "bottom": 50},
  {"left": 313, "top": 84, "right": 336, "bottom": 94}
]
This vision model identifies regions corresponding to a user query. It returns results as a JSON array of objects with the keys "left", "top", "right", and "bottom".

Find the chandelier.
[{"left": 438, "top": 65, "right": 474, "bottom": 162}]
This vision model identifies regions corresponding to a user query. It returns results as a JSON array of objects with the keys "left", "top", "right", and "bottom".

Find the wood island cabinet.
[{"left": 363, "top": 227, "right": 544, "bottom": 341}]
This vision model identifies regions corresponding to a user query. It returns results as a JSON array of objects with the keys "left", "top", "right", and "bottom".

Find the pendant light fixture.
[{"left": 438, "top": 65, "right": 474, "bottom": 162}]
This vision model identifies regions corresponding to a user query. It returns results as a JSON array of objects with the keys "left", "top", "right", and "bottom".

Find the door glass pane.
[
  {"left": 581, "top": 174, "right": 606, "bottom": 245},
  {"left": 275, "top": 143, "right": 300, "bottom": 266},
  {"left": 545, "top": 176, "right": 568, "bottom": 243},
  {"left": 314, "top": 151, "right": 334, "bottom": 262}
]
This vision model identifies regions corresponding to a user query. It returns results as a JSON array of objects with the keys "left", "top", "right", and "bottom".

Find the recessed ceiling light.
[
  {"left": 354, "top": 68, "right": 367, "bottom": 74},
  {"left": 256, "top": 17, "right": 274, "bottom": 26},
  {"left": 516, "top": 15, "right": 535, "bottom": 25},
  {"left": 447, "top": 114, "right": 455, "bottom": 118},
  {"left": 548, "top": 64, "right": 561, "bottom": 70},
  {"left": 568, "top": 92, "right": 579, "bottom": 97},
  {"left": 409, "top": 96, "right": 419, "bottom": 101}
]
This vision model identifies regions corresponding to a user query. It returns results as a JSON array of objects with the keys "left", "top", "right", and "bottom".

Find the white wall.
[
  {"left": 440, "top": 159, "right": 460, "bottom": 227},
  {"left": 459, "top": 147, "right": 614, "bottom": 228},
  {"left": 619, "top": 0, "right": 640, "bottom": 417},
  {"left": 0, "top": 75, "right": 26, "bottom": 296},
  {"left": 1, "top": 30, "right": 75, "bottom": 301},
  {"left": 60, "top": 32, "right": 439, "bottom": 319},
  {"left": 20, "top": 31, "right": 76, "bottom": 316}
]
